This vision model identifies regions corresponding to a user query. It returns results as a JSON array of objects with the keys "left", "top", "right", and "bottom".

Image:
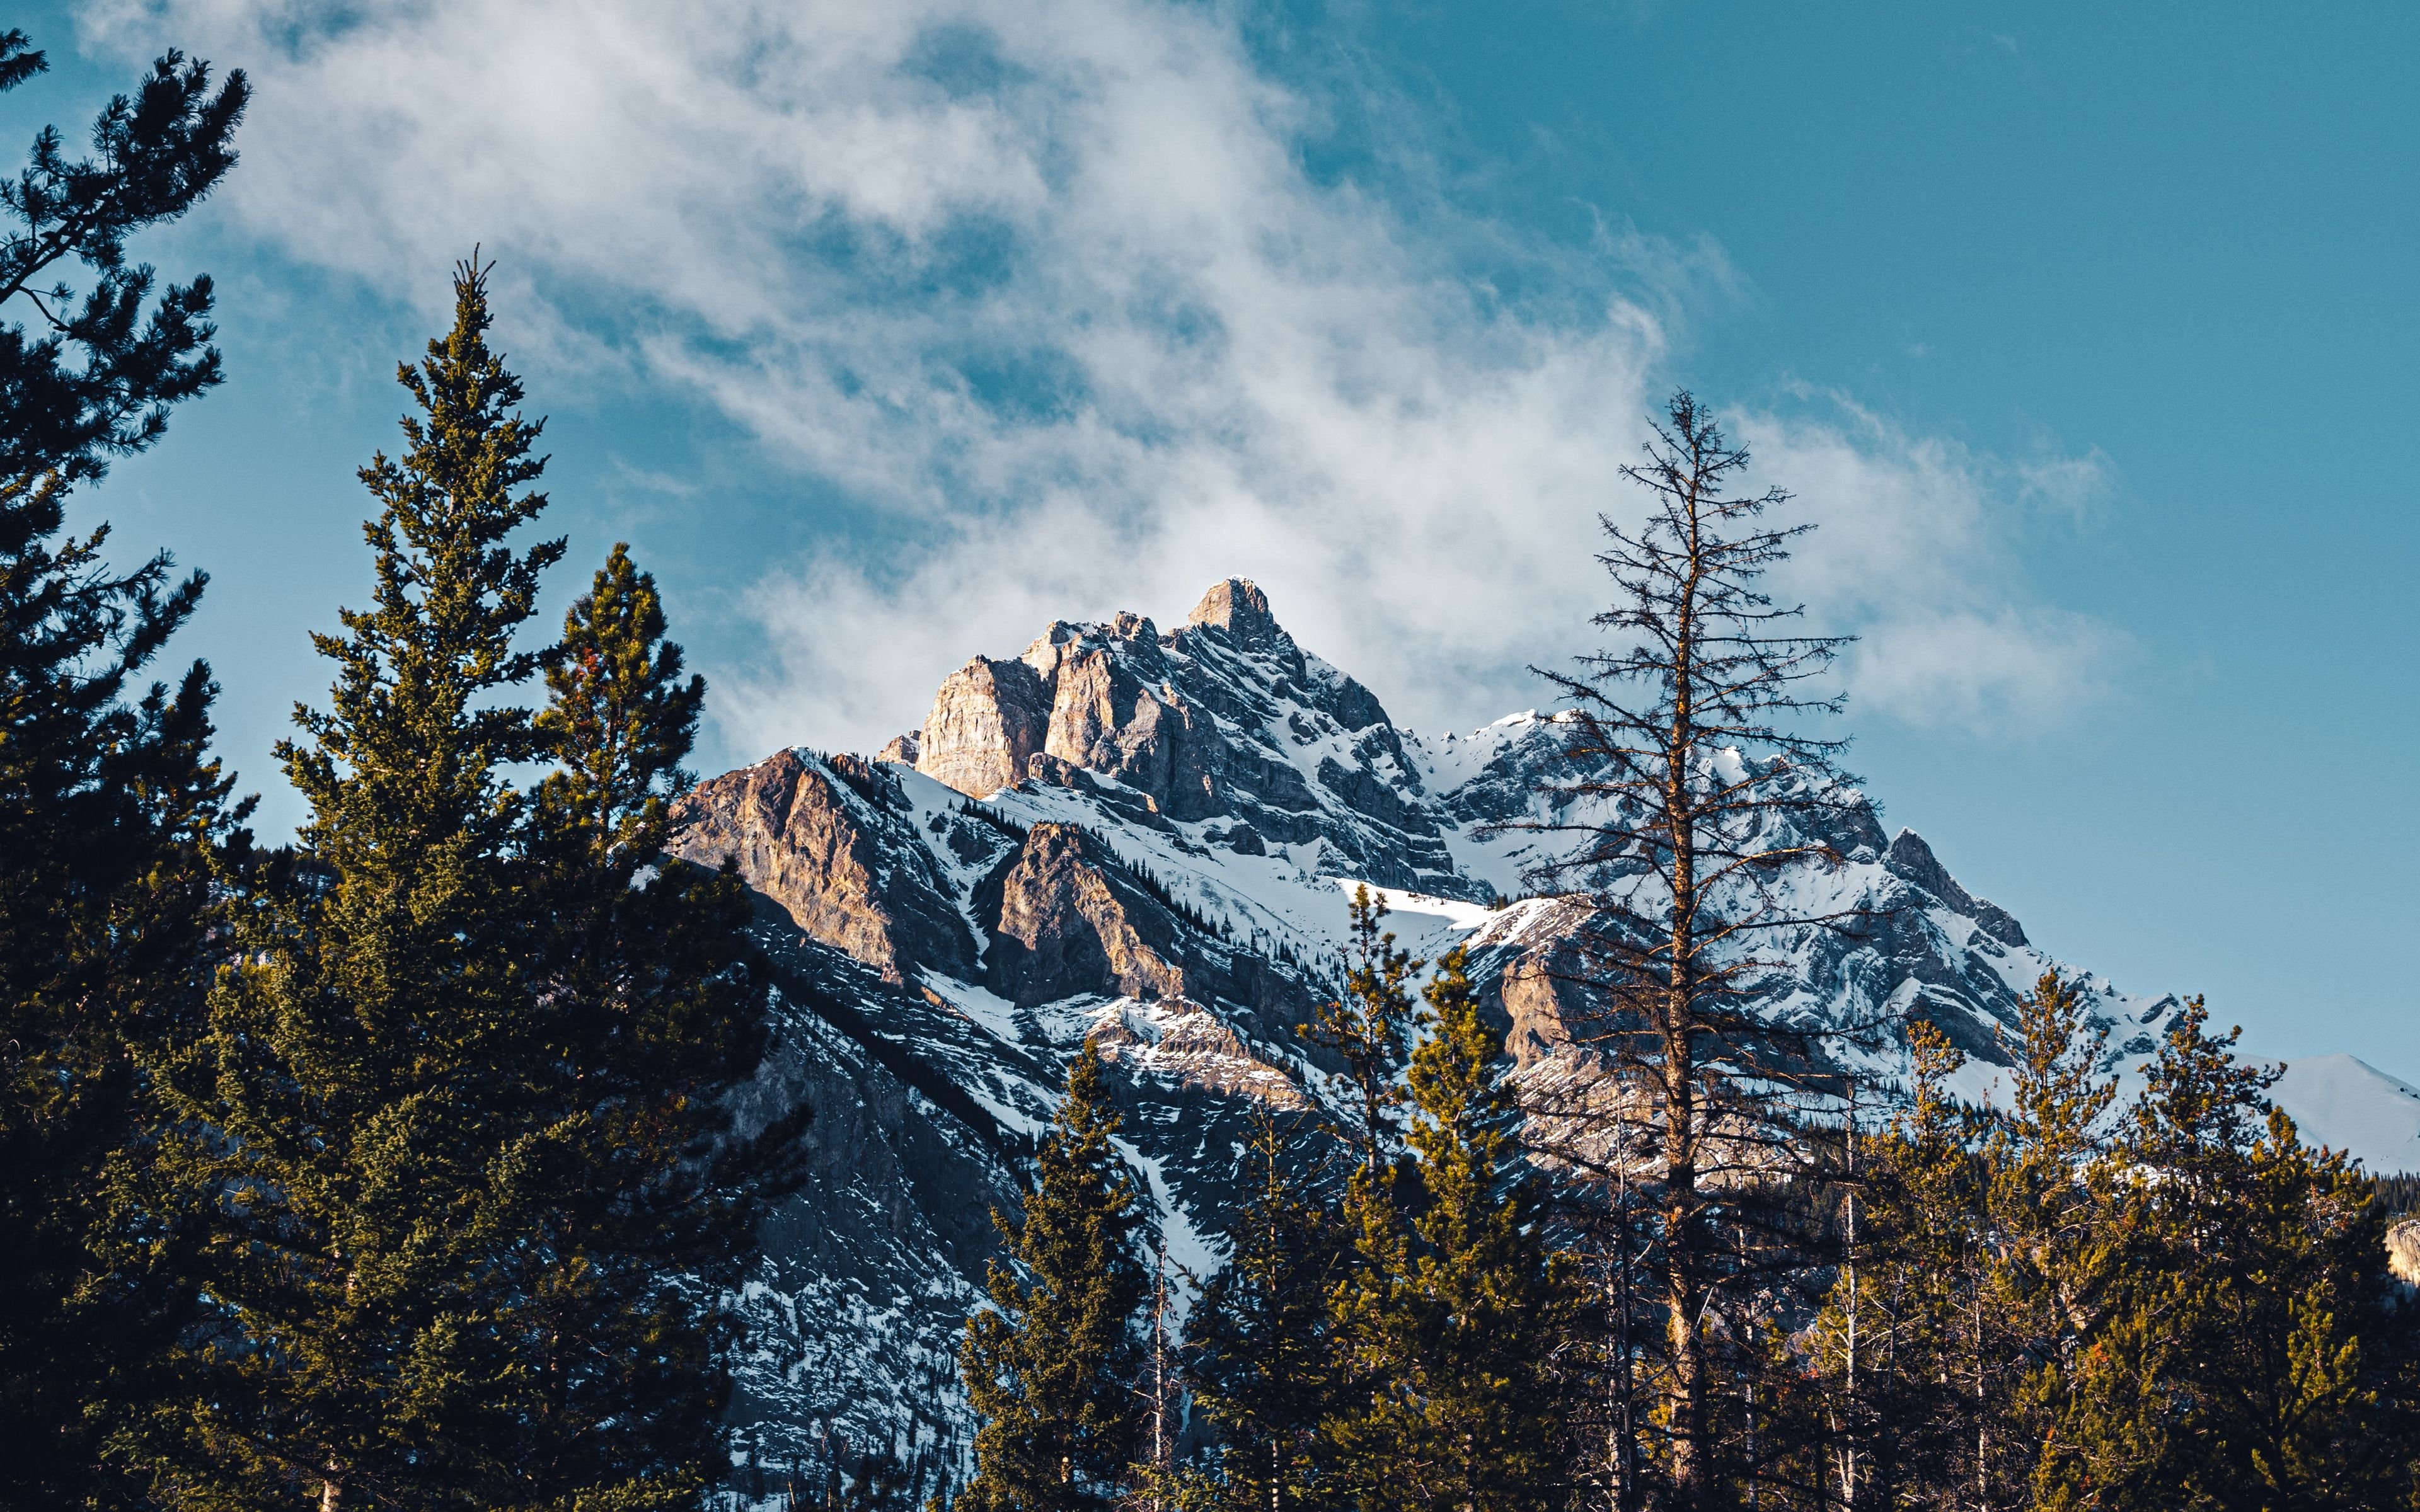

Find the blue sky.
[{"left": 16, "top": 2, "right": 2416, "bottom": 1075}]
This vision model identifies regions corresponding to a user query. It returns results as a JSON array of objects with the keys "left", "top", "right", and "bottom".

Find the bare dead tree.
[{"left": 1504, "top": 389, "right": 1880, "bottom": 1511}]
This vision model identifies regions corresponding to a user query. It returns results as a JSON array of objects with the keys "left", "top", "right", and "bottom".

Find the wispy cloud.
[{"left": 83, "top": 0, "right": 2119, "bottom": 757}]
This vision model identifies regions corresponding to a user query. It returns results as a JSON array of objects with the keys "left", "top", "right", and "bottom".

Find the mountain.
[
  {"left": 2269, "top": 1056, "right": 2420, "bottom": 1172},
  {"left": 667, "top": 576, "right": 2404, "bottom": 1479}
]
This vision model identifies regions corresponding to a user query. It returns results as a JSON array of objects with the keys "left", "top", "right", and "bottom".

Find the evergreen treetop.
[
  {"left": 0, "top": 30, "right": 246, "bottom": 483},
  {"left": 1301, "top": 886, "right": 1422, "bottom": 1172},
  {"left": 962, "top": 1040, "right": 1149, "bottom": 1512},
  {"left": 535, "top": 540, "right": 705, "bottom": 861}
]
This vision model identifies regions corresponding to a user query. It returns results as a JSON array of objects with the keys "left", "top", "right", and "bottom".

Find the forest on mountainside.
[{"left": 3, "top": 26, "right": 2415, "bottom": 1512}]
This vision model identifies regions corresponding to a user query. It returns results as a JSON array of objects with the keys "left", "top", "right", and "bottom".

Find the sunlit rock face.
[
  {"left": 903, "top": 578, "right": 1464, "bottom": 896},
  {"left": 672, "top": 576, "right": 2250, "bottom": 1476}
]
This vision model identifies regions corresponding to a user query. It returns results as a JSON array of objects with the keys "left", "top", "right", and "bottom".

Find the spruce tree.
[
  {"left": 1327, "top": 949, "right": 1576, "bottom": 1512},
  {"left": 1986, "top": 970, "right": 2130, "bottom": 1509},
  {"left": 1807, "top": 1020, "right": 1996, "bottom": 1509},
  {"left": 1187, "top": 1115, "right": 1344, "bottom": 1512},
  {"left": 0, "top": 31, "right": 246, "bottom": 483},
  {"left": 1301, "top": 886, "right": 1420, "bottom": 1172},
  {"left": 495, "top": 542, "right": 774, "bottom": 1505},
  {"left": 961, "top": 1041, "right": 1150, "bottom": 1512},
  {"left": 0, "top": 31, "right": 249, "bottom": 1508},
  {"left": 2042, "top": 999, "right": 2420, "bottom": 1511},
  {"left": 146, "top": 262, "right": 768, "bottom": 1510}
]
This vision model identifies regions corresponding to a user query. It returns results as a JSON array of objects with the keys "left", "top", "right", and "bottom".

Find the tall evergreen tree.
[
  {"left": 1327, "top": 949, "right": 1577, "bottom": 1512},
  {"left": 1807, "top": 978, "right": 2420, "bottom": 1511},
  {"left": 1187, "top": 1115, "right": 1345, "bottom": 1512},
  {"left": 144, "top": 262, "right": 769, "bottom": 1511},
  {"left": 1807, "top": 1020, "right": 1997, "bottom": 1511},
  {"left": 0, "top": 31, "right": 248, "bottom": 1509},
  {"left": 144, "top": 257, "right": 565, "bottom": 1509},
  {"left": 962, "top": 1041, "right": 1150, "bottom": 1512},
  {"left": 1986, "top": 971, "right": 2130, "bottom": 1510}
]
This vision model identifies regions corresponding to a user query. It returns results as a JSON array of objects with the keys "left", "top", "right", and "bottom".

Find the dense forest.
[{"left": 3, "top": 28, "right": 2414, "bottom": 1512}]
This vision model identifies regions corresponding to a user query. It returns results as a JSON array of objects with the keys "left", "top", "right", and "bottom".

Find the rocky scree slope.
[{"left": 668, "top": 576, "right": 2382, "bottom": 1475}]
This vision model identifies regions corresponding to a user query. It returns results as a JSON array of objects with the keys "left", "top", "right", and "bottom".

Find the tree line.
[
  {"left": 0, "top": 37, "right": 787, "bottom": 1509},
  {"left": 965, "top": 953, "right": 2419, "bottom": 1512}
]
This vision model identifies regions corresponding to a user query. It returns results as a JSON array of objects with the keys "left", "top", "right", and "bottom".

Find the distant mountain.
[
  {"left": 2269, "top": 1055, "right": 2420, "bottom": 1172},
  {"left": 669, "top": 576, "right": 2411, "bottom": 1472}
]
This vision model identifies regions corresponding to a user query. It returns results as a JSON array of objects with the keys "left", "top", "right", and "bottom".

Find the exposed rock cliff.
[
  {"left": 2390, "top": 1220, "right": 2420, "bottom": 1288},
  {"left": 669, "top": 749, "right": 978, "bottom": 983},
  {"left": 904, "top": 578, "right": 1468, "bottom": 898}
]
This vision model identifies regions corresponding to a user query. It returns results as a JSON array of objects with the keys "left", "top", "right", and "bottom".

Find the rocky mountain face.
[
  {"left": 666, "top": 576, "right": 2332, "bottom": 1480},
  {"left": 902, "top": 579, "right": 1464, "bottom": 897}
]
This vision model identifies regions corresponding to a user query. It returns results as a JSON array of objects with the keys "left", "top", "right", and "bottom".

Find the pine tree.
[
  {"left": 1301, "top": 886, "right": 1420, "bottom": 1173},
  {"left": 0, "top": 469, "right": 243, "bottom": 1509},
  {"left": 1983, "top": 971, "right": 2132, "bottom": 1511},
  {"left": 2042, "top": 997, "right": 2420, "bottom": 1511},
  {"left": 1807, "top": 1019, "right": 1995, "bottom": 1510},
  {"left": 142, "top": 257, "right": 567, "bottom": 1509},
  {"left": 0, "top": 31, "right": 249, "bottom": 1509},
  {"left": 0, "top": 30, "right": 246, "bottom": 484},
  {"left": 962, "top": 1041, "right": 1150, "bottom": 1512},
  {"left": 1328, "top": 949, "right": 1577, "bottom": 1512},
  {"left": 534, "top": 542, "right": 704, "bottom": 854},
  {"left": 496, "top": 542, "right": 775, "bottom": 1505},
  {"left": 1187, "top": 1114, "right": 1345, "bottom": 1512},
  {"left": 144, "top": 261, "right": 769, "bottom": 1510}
]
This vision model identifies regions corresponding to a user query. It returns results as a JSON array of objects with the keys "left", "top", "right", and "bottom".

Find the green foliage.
[
  {"left": 2038, "top": 998, "right": 2420, "bottom": 1511},
  {"left": 960, "top": 1040, "right": 1150, "bottom": 1512},
  {"left": 135, "top": 262, "right": 769, "bottom": 1511},
  {"left": 2372, "top": 1171, "right": 2420, "bottom": 1217},
  {"left": 0, "top": 469, "right": 245, "bottom": 1509},
  {"left": 1324, "top": 948, "right": 1577, "bottom": 1512},
  {"left": 1802, "top": 977, "right": 2420, "bottom": 1512},
  {"left": 1301, "top": 886, "right": 1421, "bottom": 1169},
  {"left": 1807, "top": 1017, "right": 2001, "bottom": 1508},
  {"left": 535, "top": 542, "right": 705, "bottom": 856},
  {"left": 0, "top": 33, "right": 248, "bottom": 1507},
  {"left": 0, "top": 30, "right": 246, "bottom": 484},
  {"left": 1186, "top": 1115, "right": 1346, "bottom": 1512}
]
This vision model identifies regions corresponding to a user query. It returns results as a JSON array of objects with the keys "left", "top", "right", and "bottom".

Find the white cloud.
[
  {"left": 81, "top": 0, "right": 2119, "bottom": 759},
  {"left": 1736, "top": 397, "right": 2124, "bottom": 730}
]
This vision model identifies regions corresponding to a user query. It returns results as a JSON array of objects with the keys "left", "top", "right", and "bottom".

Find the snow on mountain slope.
[
  {"left": 2271, "top": 1055, "right": 2420, "bottom": 1173},
  {"left": 669, "top": 575, "right": 2414, "bottom": 1480}
]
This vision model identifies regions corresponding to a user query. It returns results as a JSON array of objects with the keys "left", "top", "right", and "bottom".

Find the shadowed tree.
[
  {"left": 1326, "top": 948, "right": 1579, "bottom": 1512},
  {"left": 1185, "top": 1113, "right": 1345, "bottom": 1512},
  {"left": 0, "top": 30, "right": 246, "bottom": 484},
  {"left": 0, "top": 30, "right": 249, "bottom": 1509},
  {"left": 962, "top": 1041, "right": 1150, "bottom": 1512}
]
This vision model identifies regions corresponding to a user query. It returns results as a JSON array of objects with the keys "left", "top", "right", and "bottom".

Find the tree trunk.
[{"left": 1662, "top": 486, "right": 1709, "bottom": 1508}]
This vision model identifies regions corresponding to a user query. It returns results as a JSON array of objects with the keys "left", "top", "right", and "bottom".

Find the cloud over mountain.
[{"left": 86, "top": 0, "right": 2116, "bottom": 753}]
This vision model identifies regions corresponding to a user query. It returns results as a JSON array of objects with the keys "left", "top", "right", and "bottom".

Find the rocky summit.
[{"left": 664, "top": 576, "right": 2382, "bottom": 1472}]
